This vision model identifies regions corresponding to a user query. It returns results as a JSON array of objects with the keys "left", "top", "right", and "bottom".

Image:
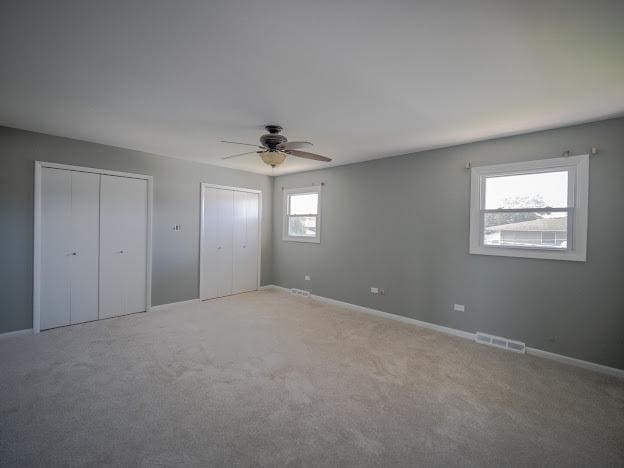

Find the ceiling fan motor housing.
[{"left": 260, "top": 125, "right": 287, "bottom": 150}]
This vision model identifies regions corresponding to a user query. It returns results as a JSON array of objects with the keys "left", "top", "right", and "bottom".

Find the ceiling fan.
[{"left": 220, "top": 125, "right": 332, "bottom": 168}]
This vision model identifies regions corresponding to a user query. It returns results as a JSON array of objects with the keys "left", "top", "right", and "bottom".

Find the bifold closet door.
[
  {"left": 200, "top": 187, "right": 234, "bottom": 300},
  {"left": 69, "top": 171, "right": 101, "bottom": 324},
  {"left": 232, "top": 191, "right": 259, "bottom": 294},
  {"left": 40, "top": 168, "right": 100, "bottom": 330},
  {"left": 99, "top": 175, "right": 148, "bottom": 319}
]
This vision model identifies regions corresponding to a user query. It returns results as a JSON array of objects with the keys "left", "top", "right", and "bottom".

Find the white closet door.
[
  {"left": 99, "top": 175, "right": 148, "bottom": 319},
  {"left": 40, "top": 168, "right": 72, "bottom": 330},
  {"left": 200, "top": 187, "right": 235, "bottom": 299},
  {"left": 232, "top": 191, "right": 259, "bottom": 294},
  {"left": 245, "top": 191, "right": 260, "bottom": 291},
  {"left": 200, "top": 186, "right": 219, "bottom": 300},
  {"left": 216, "top": 189, "right": 234, "bottom": 297},
  {"left": 69, "top": 171, "right": 100, "bottom": 324},
  {"left": 200, "top": 187, "right": 215, "bottom": 300}
]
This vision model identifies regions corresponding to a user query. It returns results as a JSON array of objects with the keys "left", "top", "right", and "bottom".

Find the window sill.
[
  {"left": 283, "top": 235, "right": 320, "bottom": 244},
  {"left": 469, "top": 245, "right": 586, "bottom": 262}
]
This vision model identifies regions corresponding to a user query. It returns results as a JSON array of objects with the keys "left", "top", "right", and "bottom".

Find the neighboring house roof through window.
[{"left": 486, "top": 217, "right": 567, "bottom": 232}]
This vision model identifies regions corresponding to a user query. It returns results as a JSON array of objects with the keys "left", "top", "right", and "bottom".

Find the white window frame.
[
  {"left": 469, "top": 155, "right": 589, "bottom": 261},
  {"left": 283, "top": 186, "right": 322, "bottom": 243}
]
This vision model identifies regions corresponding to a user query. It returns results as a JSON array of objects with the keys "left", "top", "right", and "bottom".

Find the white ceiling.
[{"left": 1, "top": 0, "right": 623, "bottom": 175}]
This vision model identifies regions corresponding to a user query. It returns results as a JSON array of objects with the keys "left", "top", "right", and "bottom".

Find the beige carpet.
[{"left": 1, "top": 289, "right": 623, "bottom": 466}]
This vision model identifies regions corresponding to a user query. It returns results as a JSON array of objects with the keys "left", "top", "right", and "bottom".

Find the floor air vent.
[
  {"left": 290, "top": 288, "right": 311, "bottom": 297},
  {"left": 475, "top": 332, "right": 525, "bottom": 354}
]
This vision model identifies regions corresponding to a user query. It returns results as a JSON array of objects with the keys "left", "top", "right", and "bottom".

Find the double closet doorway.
[
  {"left": 33, "top": 169, "right": 260, "bottom": 332},
  {"left": 34, "top": 162, "right": 152, "bottom": 332},
  {"left": 200, "top": 184, "right": 261, "bottom": 300}
]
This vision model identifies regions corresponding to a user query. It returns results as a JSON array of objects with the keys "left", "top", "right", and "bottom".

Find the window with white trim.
[
  {"left": 469, "top": 155, "right": 589, "bottom": 261},
  {"left": 283, "top": 186, "right": 321, "bottom": 243}
]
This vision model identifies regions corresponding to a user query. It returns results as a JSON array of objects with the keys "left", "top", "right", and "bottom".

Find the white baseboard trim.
[
  {"left": 0, "top": 328, "right": 34, "bottom": 340},
  {"left": 150, "top": 298, "right": 201, "bottom": 312},
  {"left": 262, "top": 284, "right": 624, "bottom": 379},
  {"left": 259, "top": 284, "right": 289, "bottom": 292},
  {"left": 526, "top": 347, "right": 624, "bottom": 379},
  {"left": 261, "top": 284, "right": 472, "bottom": 340},
  {"left": 311, "top": 292, "right": 475, "bottom": 340}
]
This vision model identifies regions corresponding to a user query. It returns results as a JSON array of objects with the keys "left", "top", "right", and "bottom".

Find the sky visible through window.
[
  {"left": 485, "top": 171, "right": 568, "bottom": 210},
  {"left": 289, "top": 193, "right": 318, "bottom": 215}
]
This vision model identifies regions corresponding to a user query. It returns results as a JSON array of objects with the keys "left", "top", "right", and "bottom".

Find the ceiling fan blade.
[
  {"left": 221, "top": 151, "right": 260, "bottom": 160},
  {"left": 277, "top": 141, "right": 313, "bottom": 150},
  {"left": 285, "top": 149, "right": 332, "bottom": 162},
  {"left": 220, "top": 140, "right": 265, "bottom": 149}
]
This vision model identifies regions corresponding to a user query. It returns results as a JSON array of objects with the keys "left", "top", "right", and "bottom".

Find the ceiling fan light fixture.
[
  {"left": 221, "top": 125, "right": 331, "bottom": 167},
  {"left": 260, "top": 151, "right": 287, "bottom": 168}
]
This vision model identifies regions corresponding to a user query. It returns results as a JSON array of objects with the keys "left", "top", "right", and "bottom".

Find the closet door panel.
[
  {"left": 99, "top": 175, "right": 147, "bottom": 319},
  {"left": 244, "top": 192, "right": 260, "bottom": 291},
  {"left": 231, "top": 190, "right": 246, "bottom": 294},
  {"left": 69, "top": 171, "right": 100, "bottom": 324},
  {"left": 216, "top": 189, "right": 234, "bottom": 297},
  {"left": 40, "top": 168, "right": 72, "bottom": 330},
  {"left": 232, "top": 191, "right": 259, "bottom": 294},
  {"left": 200, "top": 187, "right": 219, "bottom": 300},
  {"left": 99, "top": 176, "right": 125, "bottom": 318},
  {"left": 122, "top": 177, "right": 148, "bottom": 314}
]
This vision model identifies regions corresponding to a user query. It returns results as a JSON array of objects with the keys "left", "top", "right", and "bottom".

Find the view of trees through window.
[
  {"left": 288, "top": 216, "right": 317, "bottom": 237},
  {"left": 484, "top": 195, "right": 549, "bottom": 227}
]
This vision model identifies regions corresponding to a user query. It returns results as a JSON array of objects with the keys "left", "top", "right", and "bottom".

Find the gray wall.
[
  {"left": 0, "top": 126, "right": 273, "bottom": 334},
  {"left": 273, "top": 118, "right": 624, "bottom": 369}
]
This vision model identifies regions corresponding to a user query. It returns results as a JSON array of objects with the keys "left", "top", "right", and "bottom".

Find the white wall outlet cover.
[
  {"left": 305, "top": 275, "right": 311, "bottom": 281},
  {"left": 454, "top": 304, "right": 465, "bottom": 312}
]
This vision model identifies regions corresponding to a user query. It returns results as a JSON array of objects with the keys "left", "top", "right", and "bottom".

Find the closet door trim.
[
  {"left": 33, "top": 161, "right": 153, "bottom": 333},
  {"left": 199, "top": 183, "right": 262, "bottom": 298}
]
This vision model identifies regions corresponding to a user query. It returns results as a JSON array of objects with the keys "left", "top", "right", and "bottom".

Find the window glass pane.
[
  {"left": 288, "top": 216, "right": 317, "bottom": 237},
  {"left": 289, "top": 193, "right": 318, "bottom": 215},
  {"left": 483, "top": 212, "right": 567, "bottom": 249},
  {"left": 485, "top": 171, "right": 568, "bottom": 209}
]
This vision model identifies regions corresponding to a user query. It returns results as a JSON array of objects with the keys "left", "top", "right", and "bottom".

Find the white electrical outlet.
[
  {"left": 305, "top": 275, "right": 311, "bottom": 281},
  {"left": 453, "top": 304, "right": 465, "bottom": 312},
  {"left": 370, "top": 287, "right": 379, "bottom": 294}
]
